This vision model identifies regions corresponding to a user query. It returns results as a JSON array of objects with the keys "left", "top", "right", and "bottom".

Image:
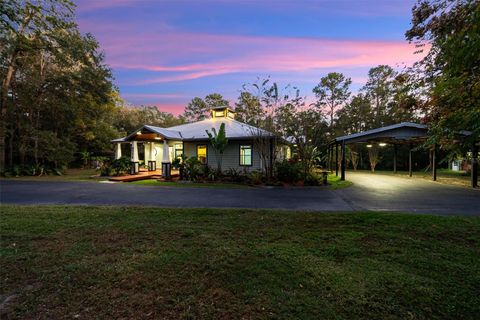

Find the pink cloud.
[{"left": 100, "top": 31, "right": 427, "bottom": 85}]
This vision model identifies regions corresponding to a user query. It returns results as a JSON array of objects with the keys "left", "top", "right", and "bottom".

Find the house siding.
[{"left": 183, "top": 140, "right": 263, "bottom": 172}]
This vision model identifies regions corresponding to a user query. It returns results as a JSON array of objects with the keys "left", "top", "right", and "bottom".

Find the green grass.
[
  {"left": 131, "top": 179, "right": 251, "bottom": 189},
  {"left": 327, "top": 174, "right": 353, "bottom": 189},
  {"left": 1, "top": 168, "right": 105, "bottom": 182},
  {"left": 1, "top": 206, "right": 479, "bottom": 319}
]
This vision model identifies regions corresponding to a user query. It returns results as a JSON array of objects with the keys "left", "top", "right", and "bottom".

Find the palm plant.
[{"left": 206, "top": 123, "right": 228, "bottom": 173}]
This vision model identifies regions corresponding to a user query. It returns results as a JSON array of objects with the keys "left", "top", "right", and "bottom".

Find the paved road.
[
  {"left": 1, "top": 173, "right": 479, "bottom": 215},
  {"left": 0, "top": 180, "right": 352, "bottom": 211},
  {"left": 337, "top": 172, "right": 480, "bottom": 215}
]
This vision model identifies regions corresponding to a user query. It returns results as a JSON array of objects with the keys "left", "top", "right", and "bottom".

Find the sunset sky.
[{"left": 75, "top": 0, "right": 421, "bottom": 115}]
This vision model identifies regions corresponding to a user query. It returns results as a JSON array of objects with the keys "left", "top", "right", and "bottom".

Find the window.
[
  {"left": 240, "top": 145, "right": 252, "bottom": 166},
  {"left": 215, "top": 110, "right": 224, "bottom": 117},
  {"left": 174, "top": 143, "right": 183, "bottom": 159},
  {"left": 197, "top": 145, "right": 207, "bottom": 164}
]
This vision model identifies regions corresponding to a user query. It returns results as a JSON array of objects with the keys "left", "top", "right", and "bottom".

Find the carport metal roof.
[
  {"left": 335, "top": 122, "right": 428, "bottom": 144},
  {"left": 329, "top": 122, "right": 478, "bottom": 188}
]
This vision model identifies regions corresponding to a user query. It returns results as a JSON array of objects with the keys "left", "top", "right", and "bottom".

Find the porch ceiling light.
[
  {"left": 154, "top": 137, "right": 162, "bottom": 140},
  {"left": 379, "top": 143, "right": 387, "bottom": 147},
  {"left": 366, "top": 144, "right": 373, "bottom": 148},
  {"left": 136, "top": 131, "right": 142, "bottom": 135}
]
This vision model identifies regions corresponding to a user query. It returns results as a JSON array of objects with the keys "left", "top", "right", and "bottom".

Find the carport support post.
[
  {"left": 335, "top": 142, "right": 339, "bottom": 177},
  {"left": 472, "top": 143, "right": 478, "bottom": 188},
  {"left": 408, "top": 143, "right": 413, "bottom": 177},
  {"left": 393, "top": 144, "right": 397, "bottom": 174},
  {"left": 340, "top": 141, "right": 346, "bottom": 181},
  {"left": 432, "top": 143, "right": 437, "bottom": 181},
  {"left": 326, "top": 145, "right": 330, "bottom": 172}
]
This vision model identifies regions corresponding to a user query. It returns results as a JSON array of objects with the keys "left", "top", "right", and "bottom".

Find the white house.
[{"left": 112, "top": 106, "right": 291, "bottom": 176}]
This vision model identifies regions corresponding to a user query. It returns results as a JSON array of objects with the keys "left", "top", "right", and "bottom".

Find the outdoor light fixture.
[
  {"left": 154, "top": 137, "right": 162, "bottom": 140},
  {"left": 379, "top": 143, "right": 387, "bottom": 147},
  {"left": 366, "top": 144, "right": 372, "bottom": 148},
  {"left": 136, "top": 131, "right": 142, "bottom": 135}
]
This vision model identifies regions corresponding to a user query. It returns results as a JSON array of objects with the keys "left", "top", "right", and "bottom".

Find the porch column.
[
  {"left": 340, "top": 141, "right": 346, "bottom": 181},
  {"left": 115, "top": 143, "right": 122, "bottom": 160},
  {"left": 148, "top": 142, "right": 156, "bottom": 171},
  {"left": 432, "top": 143, "right": 437, "bottom": 181},
  {"left": 335, "top": 142, "right": 339, "bottom": 177},
  {"left": 131, "top": 141, "right": 139, "bottom": 174},
  {"left": 393, "top": 144, "right": 397, "bottom": 174},
  {"left": 162, "top": 140, "right": 171, "bottom": 178},
  {"left": 472, "top": 143, "right": 478, "bottom": 188},
  {"left": 327, "top": 145, "right": 331, "bottom": 172},
  {"left": 408, "top": 143, "right": 413, "bottom": 177}
]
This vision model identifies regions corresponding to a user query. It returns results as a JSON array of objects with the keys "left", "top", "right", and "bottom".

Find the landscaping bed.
[{"left": 1, "top": 206, "right": 479, "bottom": 319}]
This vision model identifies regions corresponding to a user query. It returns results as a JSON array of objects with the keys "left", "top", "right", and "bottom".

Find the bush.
[
  {"left": 304, "top": 172, "right": 321, "bottom": 186},
  {"left": 248, "top": 171, "right": 264, "bottom": 185},
  {"left": 111, "top": 157, "right": 131, "bottom": 176},
  {"left": 182, "top": 156, "right": 203, "bottom": 181},
  {"left": 275, "top": 160, "right": 303, "bottom": 183}
]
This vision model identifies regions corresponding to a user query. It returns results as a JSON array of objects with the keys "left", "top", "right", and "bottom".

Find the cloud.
[{"left": 100, "top": 31, "right": 426, "bottom": 85}]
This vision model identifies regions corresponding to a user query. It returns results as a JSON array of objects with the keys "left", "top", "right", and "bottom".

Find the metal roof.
[
  {"left": 111, "top": 117, "right": 275, "bottom": 143},
  {"left": 335, "top": 122, "right": 428, "bottom": 144},
  {"left": 166, "top": 117, "right": 274, "bottom": 140}
]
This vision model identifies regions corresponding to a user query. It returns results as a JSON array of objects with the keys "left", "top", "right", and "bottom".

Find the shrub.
[
  {"left": 304, "top": 172, "right": 321, "bottom": 186},
  {"left": 249, "top": 171, "right": 264, "bottom": 185},
  {"left": 111, "top": 157, "right": 131, "bottom": 176},
  {"left": 275, "top": 160, "right": 303, "bottom": 183}
]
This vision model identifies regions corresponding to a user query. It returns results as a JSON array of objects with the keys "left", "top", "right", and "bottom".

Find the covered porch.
[{"left": 111, "top": 125, "right": 183, "bottom": 179}]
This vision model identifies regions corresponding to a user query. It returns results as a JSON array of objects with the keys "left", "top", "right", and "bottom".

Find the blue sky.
[{"left": 75, "top": 0, "right": 421, "bottom": 114}]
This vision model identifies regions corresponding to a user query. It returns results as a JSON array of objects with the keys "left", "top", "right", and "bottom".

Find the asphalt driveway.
[{"left": 1, "top": 173, "right": 479, "bottom": 215}]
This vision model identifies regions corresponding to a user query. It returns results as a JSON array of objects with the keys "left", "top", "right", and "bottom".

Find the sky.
[{"left": 75, "top": 0, "right": 422, "bottom": 115}]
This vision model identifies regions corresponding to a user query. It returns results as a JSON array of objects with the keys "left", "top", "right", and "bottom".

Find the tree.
[
  {"left": 235, "top": 91, "right": 263, "bottom": 125},
  {"left": 368, "top": 145, "right": 380, "bottom": 172},
  {"left": 205, "top": 93, "right": 229, "bottom": 109},
  {"left": 183, "top": 93, "right": 229, "bottom": 122},
  {"left": 336, "top": 94, "right": 373, "bottom": 135},
  {"left": 183, "top": 97, "right": 208, "bottom": 122},
  {"left": 406, "top": 0, "right": 480, "bottom": 145},
  {"left": 362, "top": 65, "right": 397, "bottom": 127},
  {"left": 0, "top": 0, "right": 77, "bottom": 172},
  {"left": 312, "top": 72, "right": 351, "bottom": 134},
  {"left": 205, "top": 123, "right": 228, "bottom": 172}
]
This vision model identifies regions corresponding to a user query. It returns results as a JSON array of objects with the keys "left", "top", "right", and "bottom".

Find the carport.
[{"left": 327, "top": 122, "right": 478, "bottom": 188}]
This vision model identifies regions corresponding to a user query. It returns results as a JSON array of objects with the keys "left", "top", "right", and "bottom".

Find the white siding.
[{"left": 183, "top": 140, "right": 262, "bottom": 172}]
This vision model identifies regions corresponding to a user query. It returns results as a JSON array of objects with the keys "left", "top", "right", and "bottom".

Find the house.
[{"left": 112, "top": 106, "right": 291, "bottom": 176}]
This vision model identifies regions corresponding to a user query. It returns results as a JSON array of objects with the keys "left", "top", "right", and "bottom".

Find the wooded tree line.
[{"left": 1, "top": 0, "right": 478, "bottom": 174}]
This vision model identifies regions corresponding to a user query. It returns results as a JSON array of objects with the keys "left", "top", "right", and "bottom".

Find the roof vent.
[{"left": 210, "top": 106, "right": 235, "bottom": 119}]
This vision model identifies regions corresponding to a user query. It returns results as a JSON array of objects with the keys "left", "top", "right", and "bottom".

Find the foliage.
[
  {"left": 182, "top": 156, "right": 203, "bottom": 181},
  {"left": 313, "top": 72, "right": 352, "bottom": 134},
  {"left": 183, "top": 93, "right": 229, "bottom": 122},
  {"left": 234, "top": 92, "right": 263, "bottom": 125},
  {"left": 0, "top": 0, "right": 117, "bottom": 173},
  {"left": 275, "top": 160, "right": 302, "bottom": 183},
  {"left": 406, "top": 0, "right": 480, "bottom": 146},
  {"left": 110, "top": 156, "right": 131, "bottom": 176},
  {"left": 205, "top": 122, "right": 228, "bottom": 172},
  {"left": 248, "top": 170, "right": 264, "bottom": 185}
]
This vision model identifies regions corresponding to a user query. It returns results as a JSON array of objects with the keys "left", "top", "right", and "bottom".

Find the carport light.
[
  {"left": 366, "top": 144, "right": 372, "bottom": 148},
  {"left": 379, "top": 143, "right": 387, "bottom": 147}
]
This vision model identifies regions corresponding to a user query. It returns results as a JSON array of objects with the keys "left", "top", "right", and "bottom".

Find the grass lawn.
[
  {"left": 1, "top": 168, "right": 105, "bottom": 182},
  {"left": 1, "top": 206, "right": 479, "bottom": 319},
  {"left": 327, "top": 174, "right": 353, "bottom": 190}
]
